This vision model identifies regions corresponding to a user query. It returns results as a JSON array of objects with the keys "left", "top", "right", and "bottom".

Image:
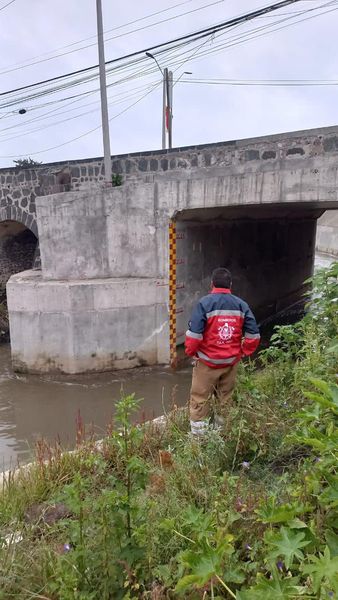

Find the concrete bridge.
[{"left": 3, "top": 124, "right": 338, "bottom": 373}]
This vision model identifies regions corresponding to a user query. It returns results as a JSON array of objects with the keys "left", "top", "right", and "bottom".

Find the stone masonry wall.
[{"left": 1, "top": 125, "right": 338, "bottom": 234}]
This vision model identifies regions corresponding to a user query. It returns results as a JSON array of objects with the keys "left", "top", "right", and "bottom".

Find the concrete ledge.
[{"left": 7, "top": 270, "right": 169, "bottom": 373}]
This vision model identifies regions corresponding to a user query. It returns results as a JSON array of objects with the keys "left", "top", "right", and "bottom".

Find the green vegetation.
[
  {"left": 0, "top": 263, "right": 337, "bottom": 599},
  {"left": 13, "top": 158, "right": 43, "bottom": 169},
  {"left": 112, "top": 173, "right": 123, "bottom": 187}
]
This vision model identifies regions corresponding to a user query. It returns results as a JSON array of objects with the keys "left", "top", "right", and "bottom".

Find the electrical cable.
[
  {"left": 0, "top": 81, "right": 161, "bottom": 140},
  {"left": 0, "top": 0, "right": 309, "bottom": 98},
  {"left": 0, "top": 0, "right": 332, "bottom": 118},
  {"left": 0, "top": 0, "right": 196, "bottom": 74},
  {"left": 0, "top": 0, "right": 16, "bottom": 11},
  {"left": 0, "top": 0, "right": 225, "bottom": 76},
  {"left": 1, "top": 0, "right": 330, "bottom": 112},
  {"left": 180, "top": 77, "right": 338, "bottom": 86},
  {"left": 0, "top": 82, "right": 162, "bottom": 158},
  {"left": 0, "top": 0, "right": 335, "bottom": 157}
]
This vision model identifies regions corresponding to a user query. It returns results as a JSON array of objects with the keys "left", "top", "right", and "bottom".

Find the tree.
[{"left": 13, "top": 158, "right": 43, "bottom": 169}]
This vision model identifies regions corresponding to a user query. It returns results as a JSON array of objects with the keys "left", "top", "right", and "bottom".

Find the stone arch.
[
  {"left": 0, "top": 205, "right": 38, "bottom": 237},
  {"left": 0, "top": 209, "right": 39, "bottom": 341}
]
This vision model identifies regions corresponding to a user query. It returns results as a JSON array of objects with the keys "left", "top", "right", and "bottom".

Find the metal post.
[
  {"left": 162, "top": 68, "right": 167, "bottom": 150},
  {"left": 168, "top": 70, "right": 173, "bottom": 149},
  {"left": 96, "top": 0, "right": 111, "bottom": 185},
  {"left": 165, "top": 69, "right": 171, "bottom": 149}
]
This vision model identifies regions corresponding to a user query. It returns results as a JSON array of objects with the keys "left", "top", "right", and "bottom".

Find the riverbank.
[{"left": 0, "top": 262, "right": 337, "bottom": 599}]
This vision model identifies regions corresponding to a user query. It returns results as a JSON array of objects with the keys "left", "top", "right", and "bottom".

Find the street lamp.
[
  {"left": 174, "top": 71, "right": 192, "bottom": 86},
  {"left": 146, "top": 52, "right": 169, "bottom": 149},
  {"left": 145, "top": 52, "right": 163, "bottom": 76}
]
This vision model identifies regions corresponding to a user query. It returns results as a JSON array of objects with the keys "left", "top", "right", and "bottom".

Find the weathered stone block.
[
  {"left": 204, "top": 153, "right": 212, "bottom": 167},
  {"left": 245, "top": 149, "right": 260, "bottom": 161},
  {"left": 112, "top": 160, "right": 122, "bottom": 174},
  {"left": 71, "top": 167, "right": 80, "bottom": 178},
  {"left": 323, "top": 136, "right": 338, "bottom": 152},
  {"left": 286, "top": 147, "right": 305, "bottom": 156},
  {"left": 262, "top": 150, "right": 276, "bottom": 160},
  {"left": 138, "top": 159, "right": 148, "bottom": 172}
]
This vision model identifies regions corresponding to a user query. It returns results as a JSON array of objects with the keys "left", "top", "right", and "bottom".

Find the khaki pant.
[{"left": 189, "top": 360, "right": 238, "bottom": 422}]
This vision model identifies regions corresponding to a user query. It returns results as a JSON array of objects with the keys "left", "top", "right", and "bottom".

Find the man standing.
[{"left": 185, "top": 267, "right": 260, "bottom": 436}]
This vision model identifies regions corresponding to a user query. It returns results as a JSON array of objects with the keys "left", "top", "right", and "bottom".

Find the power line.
[
  {"left": 180, "top": 77, "right": 338, "bottom": 86},
  {"left": 0, "top": 0, "right": 330, "bottom": 119},
  {"left": 167, "top": 0, "right": 338, "bottom": 69},
  {"left": 0, "top": 0, "right": 333, "bottom": 140},
  {"left": 0, "top": 0, "right": 332, "bottom": 117},
  {"left": 0, "top": 0, "right": 196, "bottom": 74},
  {"left": 0, "top": 0, "right": 225, "bottom": 76},
  {"left": 0, "top": 0, "right": 334, "bottom": 158},
  {"left": 0, "top": 0, "right": 16, "bottom": 12},
  {"left": 0, "top": 82, "right": 162, "bottom": 158},
  {"left": 0, "top": 82, "right": 161, "bottom": 141},
  {"left": 0, "top": 0, "right": 309, "bottom": 98}
]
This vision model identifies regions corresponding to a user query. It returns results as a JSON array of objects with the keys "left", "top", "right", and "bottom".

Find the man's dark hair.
[{"left": 212, "top": 267, "right": 232, "bottom": 288}]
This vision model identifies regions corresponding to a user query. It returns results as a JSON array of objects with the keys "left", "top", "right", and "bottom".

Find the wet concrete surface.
[{"left": 0, "top": 345, "right": 191, "bottom": 471}]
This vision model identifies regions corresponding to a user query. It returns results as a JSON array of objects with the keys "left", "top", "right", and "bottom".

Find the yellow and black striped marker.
[{"left": 168, "top": 220, "right": 177, "bottom": 368}]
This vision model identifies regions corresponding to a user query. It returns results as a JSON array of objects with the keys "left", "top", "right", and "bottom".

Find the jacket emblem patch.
[{"left": 217, "top": 322, "right": 235, "bottom": 342}]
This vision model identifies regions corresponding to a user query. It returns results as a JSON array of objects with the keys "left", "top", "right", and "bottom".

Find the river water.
[
  {"left": 0, "top": 253, "right": 335, "bottom": 472},
  {"left": 0, "top": 347, "right": 191, "bottom": 472}
]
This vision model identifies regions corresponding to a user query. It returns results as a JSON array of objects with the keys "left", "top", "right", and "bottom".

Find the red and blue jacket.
[{"left": 185, "top": 287, "right": 260, "bottom": 368}]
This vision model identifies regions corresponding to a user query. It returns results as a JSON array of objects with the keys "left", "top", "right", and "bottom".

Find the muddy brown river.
[{"left": 0, "top": 345, "right": 191, "bottom": 471}]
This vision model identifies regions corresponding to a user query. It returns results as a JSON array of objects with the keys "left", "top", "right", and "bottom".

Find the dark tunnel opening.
[
  {"left": 174, "top": 205, "right": 323, "bottom": 350},
  {"left": 0, "top": 220, "right": 38, "bottom": 342}
]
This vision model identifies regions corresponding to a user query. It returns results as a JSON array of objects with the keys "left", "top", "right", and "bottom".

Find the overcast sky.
[{"left": 0, "top": 0, "right": 337, "bottom": 167}]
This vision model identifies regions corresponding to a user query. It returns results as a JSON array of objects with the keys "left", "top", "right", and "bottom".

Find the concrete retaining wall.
[{"left": 316, "top": 211, "right": 338, "bottom": 256}]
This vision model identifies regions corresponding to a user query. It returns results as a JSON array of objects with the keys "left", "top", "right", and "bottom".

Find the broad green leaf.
[
  {"left": 302, "top": 546, "right": 338, "bottom": 592},
  {"left": 255, "top": 499, "right": 309, "bottom": 524},
  {"left": 266, "top": 527, "right": 310, "bottom": 569},
  {"left": 236, "top": 573, "right": 305, "bottom": 599},
  {"left": 320, "top": 475, "right": 338, "bottom": 508},
  {"left": 175, "top": 574, "right": 201, "bottom": 593},
  {"left": 325, "top": 530, "right": 338, "bottom": 557}
]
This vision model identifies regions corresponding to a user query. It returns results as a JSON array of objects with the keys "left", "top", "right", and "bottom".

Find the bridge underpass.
[
  {"left": 174, "top": 204, "right": 324, "bottom": 350},
  {"left": 0, "top": 220, "right": 38, "bottom": 341}
]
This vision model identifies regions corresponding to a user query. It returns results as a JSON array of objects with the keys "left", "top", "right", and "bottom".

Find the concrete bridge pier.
[{"left": 7, "top": 188, "right": 169, "bottom": 373}]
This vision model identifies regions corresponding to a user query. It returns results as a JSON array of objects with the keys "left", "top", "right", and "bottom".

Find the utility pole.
[
  {"left": 96, "top": 0, "right": 111, "bottom": 185},
  {"left": 146, "top": 53, "right": 191, "bottom": 150},
  {"left": 162, "top": 68, "right": 167, "bottom": 150},
  {"left": 167, "top": 70, "right": 173, "bottom": 149}
]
